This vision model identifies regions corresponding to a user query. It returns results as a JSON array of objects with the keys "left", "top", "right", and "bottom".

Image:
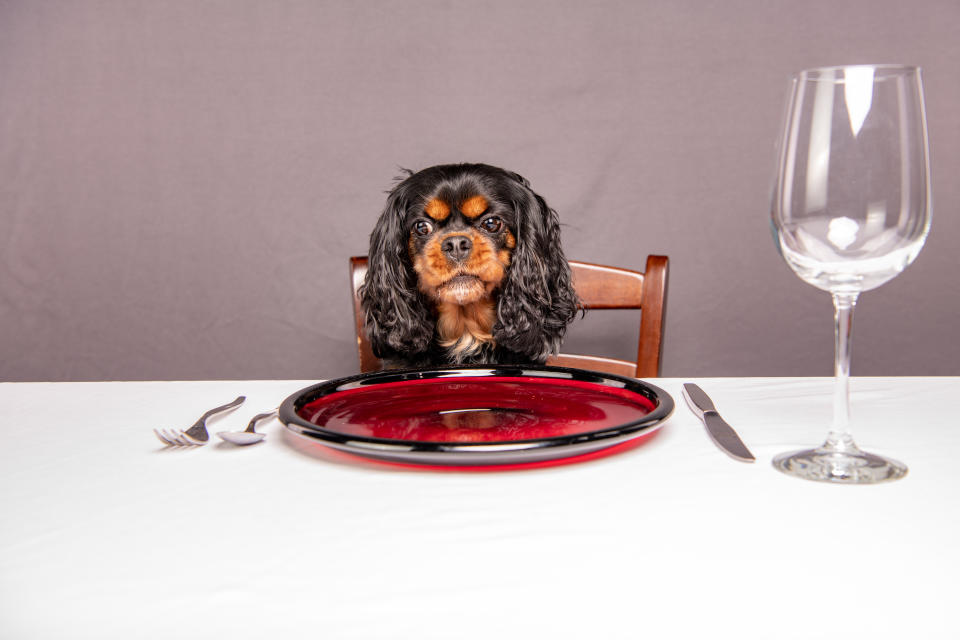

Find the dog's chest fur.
[{"left": 435, "top": 300, "right": 496, "bottom": 361}]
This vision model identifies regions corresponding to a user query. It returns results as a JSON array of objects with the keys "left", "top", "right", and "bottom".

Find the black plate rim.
[{"left": 278, "top": 365, "right": 675, "bottom": 460}]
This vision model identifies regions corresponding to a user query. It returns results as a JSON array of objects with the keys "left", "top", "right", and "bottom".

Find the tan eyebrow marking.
[
  {"left": 460, "top": 195, "right": 489, "bottom": 218},
  {"left": 425, "top": 198, "right": 451, "bottom": 221}
]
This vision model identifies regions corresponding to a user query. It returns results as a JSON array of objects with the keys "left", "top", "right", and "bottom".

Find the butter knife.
[{"left": 682, "top": 383, "right": 755, "bottom": 462}]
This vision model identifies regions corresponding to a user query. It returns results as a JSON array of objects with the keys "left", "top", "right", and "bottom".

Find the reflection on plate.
[{"left": 279, "top": 365, "right": 674, "bottom": 466}]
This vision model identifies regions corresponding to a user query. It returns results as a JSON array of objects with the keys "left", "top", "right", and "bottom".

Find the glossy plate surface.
[{"left": 279, "top": 365, "right": 674, "bottom": 466}]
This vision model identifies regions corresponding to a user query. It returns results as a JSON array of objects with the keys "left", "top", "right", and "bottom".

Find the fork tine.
[
  {"left": 158, "top": 429, "right": 185, "bottom": 446},
  {"left": 174, "top": 431, "right": 198, "bottom": 446},
  {"left": 156, "top": 428, "right": 190, "bottom": 446}
]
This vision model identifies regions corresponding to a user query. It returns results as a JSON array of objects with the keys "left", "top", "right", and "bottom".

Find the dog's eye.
[
  {"left": 413, "top": 220, "right": 433, "bottom": 236},
  {"left": 480, "top": 216, "right": 503, "bottom": 233}
]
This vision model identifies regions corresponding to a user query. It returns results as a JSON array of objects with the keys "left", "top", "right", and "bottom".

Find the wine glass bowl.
[{"left": 770, "top": 64, "right": 931, "bottom": 483}]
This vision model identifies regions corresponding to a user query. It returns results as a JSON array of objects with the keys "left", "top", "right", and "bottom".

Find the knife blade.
[{"left": 682, "top": 383, "right": 755, "bottom": 462}]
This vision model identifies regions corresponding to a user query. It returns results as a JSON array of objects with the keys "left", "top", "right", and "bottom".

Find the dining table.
[{"left": 1, "top": 375, "right": 957, "bottom": 639}]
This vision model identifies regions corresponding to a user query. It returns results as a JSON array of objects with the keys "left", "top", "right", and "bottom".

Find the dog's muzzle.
[{"left": 438, "top": 274, "right": 485, "bottom": 304}]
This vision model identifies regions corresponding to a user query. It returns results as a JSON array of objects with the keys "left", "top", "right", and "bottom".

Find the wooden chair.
[{"left": 349, "top": 255, "right": 669, "bottom": 378}]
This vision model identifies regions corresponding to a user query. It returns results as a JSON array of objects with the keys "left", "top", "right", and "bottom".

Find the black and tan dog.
[{"left": 359, "top": 163, "right": 579, "bottom": 369}]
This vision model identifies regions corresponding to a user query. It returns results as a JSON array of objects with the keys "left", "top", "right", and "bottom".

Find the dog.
[{"left": 359, "top": 163, "right": 580, "bottom": 369}]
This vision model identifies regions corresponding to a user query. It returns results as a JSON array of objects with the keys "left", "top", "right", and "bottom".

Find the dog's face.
[
  {"left": 360, "top": 163, "right": 579, "bottom": 367},
  {"left": 406, "top": 185, "right": 517, "bottom": 307}
]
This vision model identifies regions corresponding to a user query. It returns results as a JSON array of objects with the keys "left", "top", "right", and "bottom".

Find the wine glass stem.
[{"left": 828, "top": 292, "right": 859, "bottom": 453}]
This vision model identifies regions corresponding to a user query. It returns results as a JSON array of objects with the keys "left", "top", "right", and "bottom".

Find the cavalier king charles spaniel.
[{"left": 359, "top": 163, "right": 579, "bottom": 369}]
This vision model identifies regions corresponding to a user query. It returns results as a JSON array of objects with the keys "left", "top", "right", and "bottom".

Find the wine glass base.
[{"left": 772, "top": 446, "right": 907, "bottom": 484}]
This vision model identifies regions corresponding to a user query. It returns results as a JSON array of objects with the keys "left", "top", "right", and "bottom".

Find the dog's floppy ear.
[
  {"left": 359, "top": 174, "right": 436, "bottom": 362},
  {"left": 493, "top": 173, "right": 580, "bottom": 362}
]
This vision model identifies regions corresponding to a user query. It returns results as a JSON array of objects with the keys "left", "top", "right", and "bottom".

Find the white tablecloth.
[{"left": 1, "top": 377, "right": 957, "bottom": 639}]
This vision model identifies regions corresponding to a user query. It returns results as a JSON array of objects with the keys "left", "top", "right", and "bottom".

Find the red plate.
[{"left": 279, "top": 365, "right": 674, "bottom": 466}]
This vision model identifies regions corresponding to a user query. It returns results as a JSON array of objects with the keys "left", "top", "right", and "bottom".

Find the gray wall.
[{"left": 2, "top": 0, "right": 958, "bottom": 382}]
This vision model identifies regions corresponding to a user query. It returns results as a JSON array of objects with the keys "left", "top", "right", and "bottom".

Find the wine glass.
[{"left": 770, "top": 64, "right": 931, "bottom": 484}]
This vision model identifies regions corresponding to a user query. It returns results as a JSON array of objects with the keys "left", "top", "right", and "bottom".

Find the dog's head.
[{"left": 360, "top": 163, "right": 579, "bottom": 366}]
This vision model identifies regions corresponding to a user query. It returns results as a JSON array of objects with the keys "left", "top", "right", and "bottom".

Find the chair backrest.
[{"left": 349, "top": 255, "right": 669, "bottom": 378}]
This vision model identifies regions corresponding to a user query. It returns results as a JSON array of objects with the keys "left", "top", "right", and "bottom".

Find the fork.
[{"left": 154, "top": 396, "right": 246, "bottom": 446}]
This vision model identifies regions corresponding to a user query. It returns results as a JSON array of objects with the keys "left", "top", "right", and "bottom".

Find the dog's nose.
[{"left": 441, "top": 235, "right": 472, "bottom": 262}]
